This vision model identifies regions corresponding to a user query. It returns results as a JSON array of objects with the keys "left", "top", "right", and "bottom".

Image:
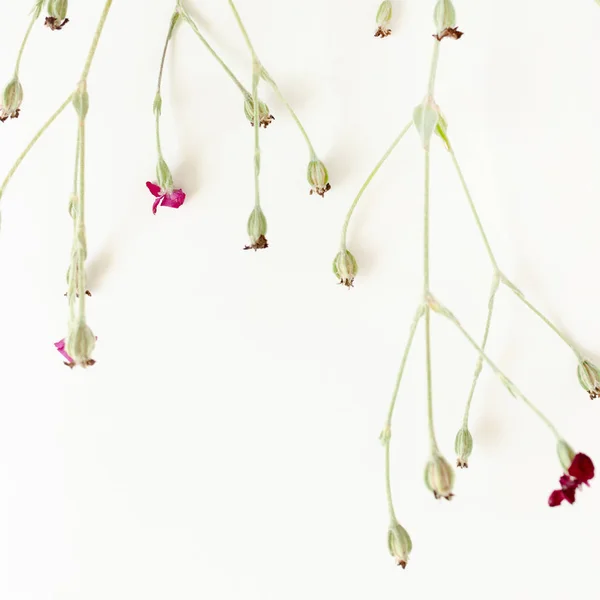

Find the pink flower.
[
  {"left": 548, "top": 453, "right": 595, "bottom": 507},
  {"left": 54, "top": 338, "right": 74, "bottom": 367},
  {"left": 146, "top": 182, "right": 186, "bottom": 215}
]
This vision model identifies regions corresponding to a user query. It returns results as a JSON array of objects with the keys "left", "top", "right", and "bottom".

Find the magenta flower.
[
  {"left": 548, "top": 453, "right": 595, "bottom": 507},
  {"left": 54, "top": 338, "right": 75, "bottom": 368},
  {"left": 146, "top": 182, "right": 186, "bottom": 215}
]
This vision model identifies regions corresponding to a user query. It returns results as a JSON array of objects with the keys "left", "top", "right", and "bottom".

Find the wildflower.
[
  {"left": 333, "top": 249, "right": 358, "bottom": 287},
  {"left": 454, "top": 427, "right": 473, "bottom": 468},
  {"left": 0, "top": 77, "right": 24, "bottom": 122},
  {"left": 146, "top": 182, "right": 186, "bottom": 215},
  {"left": 244, "top": 206, "right": 268, "bottom": 250},
  {"left": 45, "top": 0, "right": 69, "bottom": 30},
  {"left": 577, "top": 360, "right": 600, "bottom": 400},
  {"left": 387, "top": 521, "right": 412, "bottom": 569},
  {"left": 374, "top": 0, "right": 393, "bottom": 38},
  {"left": 307, "top": 159, "right": 331, "bottom": 197},
  {"left": 424, "top": 453, "right": 455, "bottom": 500},
  {"left": 548, "top": 452, "right": 595, "bottom": 507},
  {"left": 243, "top": 95, "right": 274, "bottom": 128}
]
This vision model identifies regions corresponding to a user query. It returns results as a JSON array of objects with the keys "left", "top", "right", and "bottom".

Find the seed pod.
[{"left": 333, "top": 250, "right": 358, "bottom": 288}]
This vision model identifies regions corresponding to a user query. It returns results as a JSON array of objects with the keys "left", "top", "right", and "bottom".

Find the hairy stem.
[
  {"left": 252, "top": 62, "right": 261, "bottom": 208},
  {"left": 340, "top": 121, "right": 413, "bottom": 249},
  {"left": 80, "top": 0, "right": 114, "bottom": 81},
  {"left": 14, "top": 12, "right": 38, "bottom": 77}
]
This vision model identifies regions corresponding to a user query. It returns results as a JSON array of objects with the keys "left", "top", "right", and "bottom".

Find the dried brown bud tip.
[
  {"left": 251, "top": 114, "right": 274, "bottom": 129},
  {"left": 456, "top": 459, "right": 468, "bottom": 469},
  {"left": 64, "top": 361, "right": 75, "bottom": 369},
  {"left": 374, "top": 27, "right": 392, "bottom": 38},
  {"left": 309, "top": 182, "right": 331, "bottom": 197},
  {"left": 45, "top": 16, "right": 69, "bottom": 30},
  {"left": 434, "top": 26, "right": 463, "bottom": 41},
  {"left": 64, "top": 290, "right": 92, "bottom": 297},
  {"left": 243, "top": 234, "right": 269, "bottom": 251}
]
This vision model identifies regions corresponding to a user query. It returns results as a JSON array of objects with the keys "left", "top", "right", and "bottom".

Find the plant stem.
[
  {"left": 77, "top": 115, "right": 87, "bottom": 321},
  {"left": 462, "top": 275, "right": 499, "bottom": 428},
  {"left": 14, "top": 13, "right": 37, "bottom": 77},
  {"left": 226, "top": 0, "right": 258, "bottom": 59},
  {"left": 427, "top": 40, "right": 441, "bottom": 97},
  {"left": 80, "top": 0, "right": 114, "bottom": 81},
  {"left": 447, "top": 140, "right": 581, "bottom": 359},
  {"left": 178, "top": 3, "right": 248, "bottom": 96},
  {"left": 433, "top": 299, "right": 562, "bottom": 440},
  {"left": 0, "top": 94, "right": 73, "bottom": 202},
  {"left": 252, "top": 61, "right": 261, "bottom": 208},
  {"left": 384, "top": 441, "right": 397, "bottom": 522},
  {"left": 340, "top": 121, "right": 413, "bottom": 249}
]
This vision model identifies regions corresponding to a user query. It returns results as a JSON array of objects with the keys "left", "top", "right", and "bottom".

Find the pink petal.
[
  {"left": 54, "top": 338, "right": 73, "bottom": 363},
  {"left": 548, "top": 489, "right": 565, "bottom": 507},
  {"left": 146, "top": 181, "right": 162, "bottom": 197},
  {"left": 161, "top": 188, "right": 186, "bottom": 210},
  {"left": 569, "top": 453, "right": 595, "bottom": 484},
  {"left": 152, "top": 196, "right": 162, "bottom": 215}
]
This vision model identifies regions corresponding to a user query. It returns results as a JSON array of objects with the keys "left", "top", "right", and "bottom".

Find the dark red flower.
[
  {"left": 146, "top": 182, "right": 186, "bottom": 215},
  {"left": 548, "top": 453, "right": 595, "bottom": 507}
]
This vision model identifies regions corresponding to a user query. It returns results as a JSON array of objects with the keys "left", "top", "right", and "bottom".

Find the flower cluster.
[{"left": 549, "top": 452, "right": 595, "bottom": 507}]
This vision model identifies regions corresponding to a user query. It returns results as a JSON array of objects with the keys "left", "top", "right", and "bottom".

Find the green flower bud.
[
  {"left": 156, "top": 157, "right": 174, "bottom": 193},
  {"left": 556, "top": 440, "right": 576, "bottom": 473},
  {"left": 243, "top": 95, "right": 274, "bottom": 129},
  {"left": 45, "top": 0, "right": 69, "bottom": 30},
  {"left": 577, "top": 360, "right": 600, "bottom": 400},
  {"left": 72, "top": 86, "right": 89, "bottom": 120},
  {"left": 332, "top": 249, "right": 358, "bottom": 288},
  {"left": 433, "top": 0, "right": 456, "bottom": 33},
  {"left": 244, "top": 207, "right": 268, "bottom": 251},
  {"left": 307, "top": 159, "right": 330, "bottom": 197},
  {"left": 0, "top": 77, "right": 24, "bottom": 122},
  {"left": 413, "top": 96, "right": 440, "bottom": 151},
  {"left": 454, "top": 427, "right": 473, "bottom": 468},
  {"left": 387, "top": 521, "right": 412, "bottom": 569},
  {"left": 424, "top": 453, "right": 455, "bottom": 500},
  {"left": 66, "top": 321, "right": 96, "bottom": 367},
  {"left": 375, "top": 0, "right": 393, "bottom": 38}
]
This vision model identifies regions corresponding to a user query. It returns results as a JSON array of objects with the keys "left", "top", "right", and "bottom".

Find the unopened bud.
[
  {"left": 413, "top": 96, "right": 440, "bottom": 151},
  {"left": 244, "top": 206, "right": 268, "bottom": 251},
  {"left": 0, "top": 77, "right": 24, "bottom": 122},
  {"left": 387, "top": 521, "right": 412, "bottom": 569},
  {"left": 46, "top": 0, "right": 69, "bottom": 29},
  {"left": 66, "top": 321, "right": 96, "bottom": 367},
  {"left": 557, "top": 440, "right": 576, "bottom": 473},
  {"left": 72, "top": 86, "right": 89, "bottom": 120},
  {"left": 333, "top": 249, "right": 358, "bottom": 288},
  {"left": 454, "top": 427, "right": 473, "bottom": 468},
  {"left": 433, "top": 0, "right": 456, "bottom": 33},
  {"left": 307, "top": 160, "right": 330, "bottom": 197},
  {"left": 243, "top": 95, "right": 274, "bottom": 129},
  {"left": 577, "top": 360, "right": 600, "bottom": 400},
  {"left": 156, "top": 157, "right": 174, "bottom": 192},
  {"left": 424, "top": 453, "right": 455, "bottom": 500},
  {"left": 374, "top": 1, "right": 393, "bottom": 38}
]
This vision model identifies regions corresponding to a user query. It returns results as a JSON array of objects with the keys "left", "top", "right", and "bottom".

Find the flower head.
[
  {"left": 146, "top": 182, "right": 186, "bottom": 215},
  {"left": 424, "top": 453, "right": 455, "bottom": 500},
  {"left": 454, "top": 427, "right": 473, "bottom": 468},
  {"left": 333, "top": 249, "right": 358, "bottom": 287},
  {"left": 387, "top": 521, "right": 412, "bottom": 569},
  {"left": 577, "top": 360, "right": 600, "bottom": 400},
  {"left": 307, "top": 159, "right": 331, "bottom": 197},
  {"left": 45, "top": 0, "right": 69, "bottom": 30},
  {"left": 375, "top": 0, "right": 393, "bottom": 38},
  {"left": 244, "top": 206, "right": 268, "bottom": 251},
  {"left": 0, "top": 77, "right": 23, "bottom": 122},
  {"left": 64, "top": 322, "right": 96, "bottom": 368},
  {"left": 243, "top": 95, "right": 274, "bottom": 128},
  {"left": 548, "top": 452, "right": 595, "bottom": 507}
]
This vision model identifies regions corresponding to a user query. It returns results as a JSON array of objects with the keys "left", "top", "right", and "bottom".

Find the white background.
[{"left": 1, "top": 1, "right": 600, "bottom": 598}]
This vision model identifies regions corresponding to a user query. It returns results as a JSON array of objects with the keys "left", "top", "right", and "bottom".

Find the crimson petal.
[
  {"left": 161, "top": 188, "right": 186, "bottom": 210},
  {"left": 569, "top": 453, "right": 595, "bottom": 483},
  {"left": 146, "top": 181, "right": 162, "bottom": 197}
]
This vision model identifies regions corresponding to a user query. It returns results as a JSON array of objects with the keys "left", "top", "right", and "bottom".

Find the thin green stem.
[
  {"left": 427, "top": 40, "right": 441, "bottom": 97},
  {"left": 226, "top": 0, "right": 258, "bottom": 59},
  {"left": 14, "top": 13, "right": 37, "bottom": 77},
  {"left": 340, "top": 121, "right": 413, "bottom": 249},
  {"left": 178, "top": 4, "right": 248, "bottom": 96},
  {"left": 0, "top": 94, "right": 73, "bottom": 202},
  {"left": 462, "top": 275, "right": 499, "bottom": 428},
  {"left": 80, "top": 0, "right": 114, "bottom": 81},
  {"left": 433, "top": 299, "right": 562, "bottom": 440},
  {"left": 384, "top": 441, "right": 397, "bottom": 523},
  {"left": 77, "top": 117, "right": 87, "bottom": 321},
  {"left": 261, "top": 71, "right": 316, "bottom": 158},
  {"left": 252, "top": 62, "right": 261, "bottom": 208}
]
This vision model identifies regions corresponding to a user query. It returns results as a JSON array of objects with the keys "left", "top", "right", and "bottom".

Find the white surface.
[{"left": 1, "top": 1, "right": 600, "bottom": 598}]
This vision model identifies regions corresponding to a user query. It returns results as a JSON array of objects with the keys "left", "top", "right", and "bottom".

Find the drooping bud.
[
  {"left": 424, "top": 453, "right": 455, "bottom": 500},
  {"left": 387, "top": 521, "right": 412, "bottom": 569},
  {"left": 307, "top": 159, "right": 331, "bottom": 197},
  {"left": 375, "top": 0, "right": 393, "bottom": 38},
  {"left": 333, "top": 249, "right": 358, "bottom": 288},
  {"left": 46, "top": 0, "right": 69, "bottom": 30},
  {"left": 433, "top": 0, "right": 456, "bottom": 33},
  {"left": 243, "top": 95, "right": 274, "bottom": 129},
  {"left": 66, "top": 321, "right": 96, "bottom": 367},
  {"left": 413, "top": 96, "right": 440, "bottom": 151},
  {"left": 577, "top": 360, "right": 600, "bottom": 400},
  {"left": 0, "top": 77, "right": 24, "bottom": 122},
  {"left": 244, "top": 206, "right": 268, "bottom": 251},
  {"left": 454, "top": 427, "right": 473, "bottom": 468},
  {"left": 556, "top": 440, "right": 576, "bottom": 473},
  {"left": 156, "top": 157, "right": 174, "bottom": 193}
]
